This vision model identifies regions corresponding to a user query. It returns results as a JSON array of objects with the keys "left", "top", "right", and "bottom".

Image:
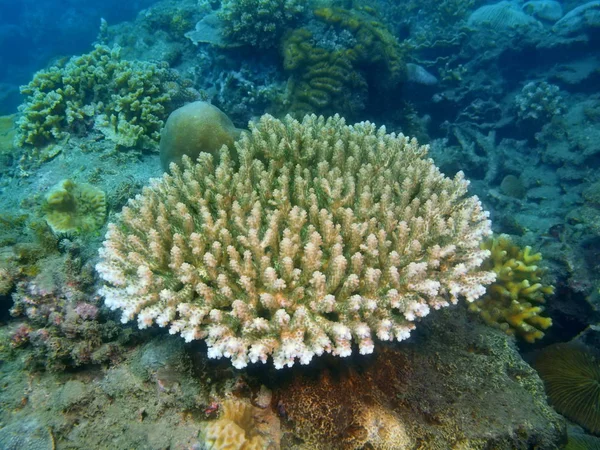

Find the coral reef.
[
  {"left": 469, "top": 235, "right": 554, "bottom": 343},
  {"left": 159, "top": 101, "right": 243, "bottom": 171},
  {"left": 96, "top": 113, "right": 494, "bottom": 369},
  {"left": 218, "top": 0, "right": 307, "bottom": 49},
  {"left": 8, "top": 238, "right": 135, "bottom": 371},
  {"left": 281, "top": 6, "right": 406, "bottom": 117},
  {"left": 522, "top": 1, "right": 564, "bottom": 23},
  {"left": 0, "top": 216, "right": 59, "bottom": 296},
  {"left": 535, "top": 343, "right": 600, "bottom": 435},
  {"left": 276, "top": 307, "right": 564, "bottom": 449},
  {"left": 43, "top": 179, "right": 107, "bottom": 234},
  {"left": 16, "top": 45, "right": 198, "bottom": 158},
  {"left": 0, "top": 114, "right": 16, "bottom": 168},
  {"left": 0, "top": 298, "right": 565, "bottom": 449}
]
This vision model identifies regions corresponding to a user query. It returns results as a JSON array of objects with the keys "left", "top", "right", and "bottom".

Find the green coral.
[
  {"left": 469, "top": 235, "right": 554, "bottom": 343},
  {"left": 16, "top": 45, "right": 198, "bottom": 157},
  {"left": 43, "top": 179, "right": 107, "bottom": 234},
  {"left": 219, "top": 0, "right": 307, "bottom": 48},
  {"left": 282, "top": 6, "right": 406, "bottom": 118}
]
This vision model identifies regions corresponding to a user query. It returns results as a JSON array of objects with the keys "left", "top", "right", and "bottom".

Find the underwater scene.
[{"left": 0, "top": 0, "right": 599, "bottom": 448}]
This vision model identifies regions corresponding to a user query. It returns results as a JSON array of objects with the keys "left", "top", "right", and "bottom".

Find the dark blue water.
[{"left": 0, "top": 0, "right": 159, "bottom": 112}]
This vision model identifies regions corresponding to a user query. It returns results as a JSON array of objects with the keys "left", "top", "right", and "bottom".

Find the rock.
[
  {"left": 406, "top": 63, "right": 438, "bottom": 85},
  {"left": 468, "top": 1, "right": 543, "bottom": 30},
  {"left": 0, "top": 419, "right": 54, "bottom": 450},
  {"left": 553, "top": 1, "right": 600, "bottom": 35},
  {"left": 523, "top": 1, "right": 564, "bottom": 22},
  {"left": 275, "top": 307, "right": 566, "bottom": 449}
]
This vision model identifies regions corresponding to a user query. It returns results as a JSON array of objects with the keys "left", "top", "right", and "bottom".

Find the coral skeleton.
[{"left": 96, "top": 114, "right": 494, "bottom": 369}]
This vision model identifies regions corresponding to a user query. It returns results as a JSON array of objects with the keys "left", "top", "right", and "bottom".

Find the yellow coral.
[
  {"left": 202, "top": 399, "right": 276, "bottom": 450},
  {"left": 281, "top": 6, "right": 406, "bottom": 117},
  {"left": 44, "top": 179, "right": 106, "bottom": 234},
  {"left": 469, "top": 234, "right": 554, "bottom": 342}
]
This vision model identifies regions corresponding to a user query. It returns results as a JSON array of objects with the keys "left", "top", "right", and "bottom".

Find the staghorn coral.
[
  {"left": 469, "top": 234, "right": 554, "bottom": 343},
  {"left": 16, "top": 45, "right": 198, "bottom": 157},
  {"left": 43, "top": 179, "right": 107, "bottom": 234},
  {"left": 96, "top": 113, "right": 494, "bottom": 369},
  {"left": 218, "top": 0, "right": 307, "bottom": 49}
]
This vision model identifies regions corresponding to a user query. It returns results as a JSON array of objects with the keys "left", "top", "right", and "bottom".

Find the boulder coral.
[
  {"left": 281, "top": 6, "right": 407, "bottom": 118},
  {"left": 159, "top": 101, "right": 243, "bottom": 171}
]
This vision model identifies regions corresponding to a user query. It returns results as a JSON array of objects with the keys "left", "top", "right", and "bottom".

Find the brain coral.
[{"left": 96, "top": 114, "right": 494, "bottom": 369}]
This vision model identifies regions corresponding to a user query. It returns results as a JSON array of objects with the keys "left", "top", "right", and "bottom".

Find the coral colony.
[{"left": 96, "top": 114, "right": 495, "bottom": 369}]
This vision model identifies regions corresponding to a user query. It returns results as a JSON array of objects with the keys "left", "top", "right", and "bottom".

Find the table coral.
[
  {"left": 16, "top": 45, "right": 198, "bottom": 158},
  {"left": 469, "top": 234, "right": 554, "bottom": 342},
  {"left": 96, "top": 113, "right": 494, "bottom": 369},
  {"left": 43, "top": 179, "right": 106, "bottom": 234}
]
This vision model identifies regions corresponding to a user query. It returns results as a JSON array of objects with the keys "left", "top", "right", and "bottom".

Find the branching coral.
[
  {"left": 96, "top": 113, "right": 494, "bottom": 369},
  {"left": 16, "top": 45, "right": 198, "bottom": 157},
  {"left": 218, "top": 0, "right": 307, "bottom": 49},
  {"left": 515, "top": 80, "right": 564, "bottom": 124},
  {"left": 469, "top": 234, "right": 554, "bottom": 343}
]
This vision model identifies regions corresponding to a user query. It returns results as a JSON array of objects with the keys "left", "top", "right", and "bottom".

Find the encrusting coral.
[
  {"left": 202, "top": 398, "right": 277, "bottom": 449},
  {"left": 468, "top": 234, "right": 554, "bottom": 343},
  {"left": 16, "top": 45, "right": 198, "bottom": 157},
  {"left": 43, "top": 179, "right": 107, "bottom": 234},
  {"left": 96, "top": 113, "right": 494, "bottom": 369}
]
